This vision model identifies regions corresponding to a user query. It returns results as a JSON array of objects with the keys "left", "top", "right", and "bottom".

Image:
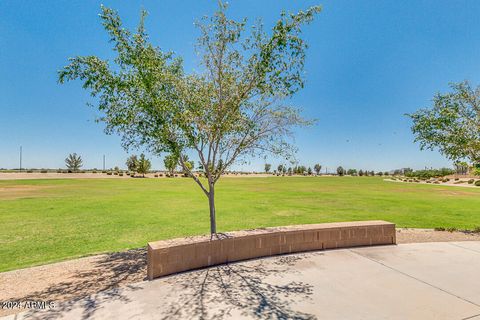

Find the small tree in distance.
[
  {"left": 59, "top": 4, "right": 320, "bottom": 236},
  {"left": 137, "top": 154, "right": 151, "bottom": 177},
  {"left": 337, "top": 166, "right": 345, "bottom": 176},
  {"left": 65, "top": 153, "right": 83, "bottom": 172},
  {"left": 264, "top": 163, "right": 272, "bottom": 173},
  {"left": 314, "top": 163, "right": 322, "bottom": 175},
  {"left": 164, "top": 154, "right": 178, "bottom": 176},
  {"left": 126, "top": 155, "right": 138, "bottom": 172}
]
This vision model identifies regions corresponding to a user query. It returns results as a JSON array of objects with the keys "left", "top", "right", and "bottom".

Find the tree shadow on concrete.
[
  {"left": 19, "top": 248, "right": 146, "bottom": 320},
  {"left": 160, "top": 253, "right": 319, "bottom": 320}
]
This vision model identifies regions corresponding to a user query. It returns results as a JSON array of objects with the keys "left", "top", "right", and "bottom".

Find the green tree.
[
  {"left": 408, "top": 81, "right": 480, "bottom": 165},
  {"left": 164, "top": 154, "right": 178, "bottom": 176},
  {"left": 58, "top": 4, "right": 320, "bottom": 236},
  {"left": 264, "top": 163, "right": 272, "bottom": 173},
  {"left": 337, "top": 166, "right": 345, "bottom": 176},
  {"left": 347, "top": 168, "right": 357, "bottom": 176},
  {"left": 307, "top": 167, "right": 312, "bottom": 175},
  {"left": 65, "top": 153, "right": 83, "bottom": 172},
  {"left": 181, "top": 155, "right": 195, "bottom": 176},
  {"left": 126, "top": 155, "right": 138, "bottom": 172},
  {"left": 314, "top": 163, "right": 322, "bottom": 175},
  {"left": 137, "top": 154, "right": 151, "bottom": 177}
]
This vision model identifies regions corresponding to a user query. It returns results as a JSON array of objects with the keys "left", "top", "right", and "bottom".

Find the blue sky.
[{"left": 1, "top": 0, "right": 479, "bottom": 172}]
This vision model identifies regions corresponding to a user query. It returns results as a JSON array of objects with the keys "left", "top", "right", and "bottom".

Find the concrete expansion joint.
[
  {"left": 461, "top": 313, "right": 480, "bottom": 320},
  {"left": 448, "top": 243, "right": 480, "bottom": 255},
  {"left": 349, "top": 249, "right": 480, "bottom": 309}
]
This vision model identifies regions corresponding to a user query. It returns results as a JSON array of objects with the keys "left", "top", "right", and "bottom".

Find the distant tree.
[
  {"left": 126, "top": 155, "right": 138, "bottom": 172},
  {"left": 307, "top": 167, "right": 312, "bottom": 175},
  {"left": 287, "top": 167, "right": 292, "bottom": 175},
  {"left": 377, "top": 171, "right": 383, "bottom": 176},
  {"left": 65, "top": 153, "right": 83, "bottom": 172},
  {"left": 358, "top": 169, "right": 364, "bottom": 176},
  {"left": 347, "top": 168, "right": 357, "bottom": 176},
  {"left": 178, "top": 155, "right": 194, "bottom": 176},
  {"left": 337, "top": 166, "right": 345, "bottom": 176},
  {"left": 264, "top": 163, "right": 272, "bottom": 173},
  {"left": 408, "top": 81, "right": 480, "bottom": 166},
  {"left": 454, "top": 161, "right": 468, "bottom": 175},
  {"left": 137, "top": 154, "right": 151, "bottom": 177},
  {"left": 314, "top": 163, "right": 322, "bottom": 175},
  {"left": 384, "top": 171, "right": 389, "bottom": 176},
  {"left": 164, "top": 154, "right": 178, "bottom": 176}
]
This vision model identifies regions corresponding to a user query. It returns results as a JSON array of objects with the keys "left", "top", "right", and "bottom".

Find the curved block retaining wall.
[{"left": 147, "top": 220, "right": 396, "bottom": 280}]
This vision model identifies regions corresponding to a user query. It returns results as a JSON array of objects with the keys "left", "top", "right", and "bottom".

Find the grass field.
[{"left": 1, "top": 176, "right": 480, "bottom": 272}]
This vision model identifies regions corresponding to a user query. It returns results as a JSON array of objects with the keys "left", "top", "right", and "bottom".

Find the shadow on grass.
[{"left": 20, "top": 250, "right": 317, "bottom": 320}]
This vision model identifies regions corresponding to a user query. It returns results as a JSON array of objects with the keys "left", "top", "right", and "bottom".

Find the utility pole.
[
  {"left": 103, "top": 155, "right": 106, "bottom": 171},
  {"left": 19, "top": 146, "right": 22, "bottom": 172}
]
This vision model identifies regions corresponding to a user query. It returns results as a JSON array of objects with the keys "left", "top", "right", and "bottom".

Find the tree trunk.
[{"left": 208, "top": 183, "right": 217, "bottom": 235}]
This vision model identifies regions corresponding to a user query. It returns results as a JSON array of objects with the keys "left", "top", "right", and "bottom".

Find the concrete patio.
[{"left": 4, "top": 241, "right": 480, "bottom": 320}]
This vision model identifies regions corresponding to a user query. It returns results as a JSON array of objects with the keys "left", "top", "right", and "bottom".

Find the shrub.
[
  {"left": 473, "top": 168, "right": 480, "bottom": 176},
  {"left": 92, "top": 170, "right": 97, "bottom": 173},
  {"left": 476, "top": 180, "right": 480, "bottom": 187},
  {"left": 468, "top": 179, "right": 475, "bottom": 184},
  {"left": 159, "top": 173, "right": 163, "bottom": 177},
  {"left": 454, "top": 177, "right": 459, "bottom": 181},
  {"left": 27, "top": 170, "right": 33, "bottom": 173},
  {"left": 102, "top": 170, "right": 107, "bottom": 173},
  {"left": 119, "top": 173, "right": 124, "bottom": 176},
  {"left": 446, "top": 227, "right": 457, "bottom": 232},
  {"left": 107, "top": 172, "right": 112, "bottom": 175},
  {"left": 154, "top": 174, "right": 159, "bottom": 177},
  {"left": 40, "top": 170, "right": 48, "bottom": 173},
  {"left": 434, "top": 227, "right": 446, "bottom": 231},
  {"left": 473, "top": 226, "right": 480, "bottom": 233},
  {"left": 114, "top": 172, "right": 119, "bottom": 175}
]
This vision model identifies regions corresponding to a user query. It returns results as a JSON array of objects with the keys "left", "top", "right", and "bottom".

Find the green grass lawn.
[{"left": 1, "top": 176, "right": 480, "bottom": 272}]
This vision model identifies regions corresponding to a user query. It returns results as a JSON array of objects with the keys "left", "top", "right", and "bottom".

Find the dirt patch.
[
  {"left": 396, "top": 228, "right": 480, "bottom": 243},
  {"left": 1, "top": 228, "right": 479, "bottom": 317},
  {"left": 0, "top": 185, "right": 52, "bottom": 200}
]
